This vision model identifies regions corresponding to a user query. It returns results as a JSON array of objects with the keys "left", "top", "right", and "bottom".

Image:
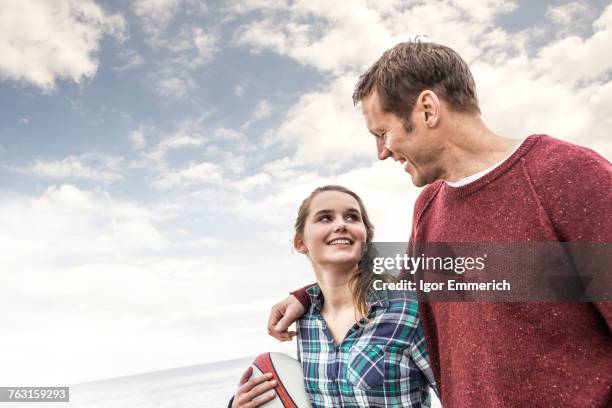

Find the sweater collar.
[{"left": 441, "top": 134, "right": 542, "bottom": 199}]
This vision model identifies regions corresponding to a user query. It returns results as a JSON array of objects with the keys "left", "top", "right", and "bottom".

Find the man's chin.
[{"left": 409, "top": 172, "right": 429, "bottom": 188}]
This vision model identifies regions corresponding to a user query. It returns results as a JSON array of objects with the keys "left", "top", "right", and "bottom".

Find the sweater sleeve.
[
  {"left": 291, "top": 283, "right": 315, "bottom": 312},
  {"left": 525, "top": 139, "right": 612, "bottom": 328}
]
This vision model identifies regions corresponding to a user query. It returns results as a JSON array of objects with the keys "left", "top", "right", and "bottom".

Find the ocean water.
[
  {"left": 11, "top": 358, "right": 248, "bottom": 408},
  {"left": 10, "top": 357, "right": 441, "bottom": 408}
]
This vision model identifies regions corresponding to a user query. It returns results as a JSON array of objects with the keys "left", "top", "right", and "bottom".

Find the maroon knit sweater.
[{"left": 292, "top": 135, "right": 612, "bottom": 406}]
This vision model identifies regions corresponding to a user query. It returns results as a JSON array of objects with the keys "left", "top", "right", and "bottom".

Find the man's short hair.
[{"left": 353, "top": 40, "right": 480, "bottom": 130}]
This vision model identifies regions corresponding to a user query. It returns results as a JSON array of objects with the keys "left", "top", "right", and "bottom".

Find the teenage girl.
[{"left": 231, "top": 185, "right": 436, "bottom": 407}]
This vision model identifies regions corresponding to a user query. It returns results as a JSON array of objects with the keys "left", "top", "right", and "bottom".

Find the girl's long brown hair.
[{"left": 294, "top": 185, "right": 379, "bottom": 319}]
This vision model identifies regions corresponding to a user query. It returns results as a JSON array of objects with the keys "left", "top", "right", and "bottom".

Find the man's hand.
[
  {"left": 267, "top": 295, "right": 305, "bottom": 341},
  {"left": 231, "top": 367, "right": 277, "bottom": 408}
]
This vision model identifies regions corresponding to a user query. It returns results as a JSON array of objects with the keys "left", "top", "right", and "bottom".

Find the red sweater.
[{"left": 293, "top": 135, "right": 611, "bottom": 406}]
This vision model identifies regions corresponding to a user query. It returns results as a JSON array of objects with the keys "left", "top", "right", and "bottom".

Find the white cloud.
[
  {"left": 225, "top": 0, "right": 289, "bottom": 15},
  {"left": 193, "top": 28, "right": 219, "bottom": 64},
  {"left": 145, "top": 26, "right": 219, "bottom": 97},
  {"left": 215, "top": 127, "right": 246, "bottom": 141},
  {"left": 163, "top": 27, "right": 220, "bottom": 68},
  {"left": 546, "top": 1, "right": 590, "bottom": 26},
  {"left": 135, "top": 4, "right": 218, "bottom": 99},
  {"left": 0, "top": 0, "right": 125, "bottom": 91},
  {"left": 268, "top": 74, "right": 372, "bottom": 168},
  {"left": 131, "top": 115, "right": 216, "bottom": 171},
  {"left": 129, "top": 128, "right": 147, "bottom": 150},
  {"left": 27, "top": 154, "right": 124, "bottom": 182},
  {"left": 0, "top": 185, "right": 165, "bottom": 269},
  {"left": 536, "top": 4, "right": 612, "bottom": 86},
  {"left": 262, "top": 157, "right": 301, "bottom": 180},
  {"left": 218, "top": 154, "right": 248, "bottom": 176},
  {"left": 155, "top": 76, "right": 191, "bottom": 97},
  {"left": 233, "top": 172, "right": 272, "bottom": 192},
  {"left": 253, "top": 99, "right": 272, "bottom": 120},
  {"left": 450, "top": 0, "right": 517, "bottom": 23},
  {"left": 0, "top": 186, "right": 266, "bottom": 384},
  {"left": 159, "top": 134, "right": 204, "bottom": 149},
  {"left": 132, "top": 0, "right": 183, "bottom": 35},
  {"left": 177, "top": 237, "right": 224, "bottom": 248},
  {"left": 154, "top": 161, "right": 225, "bottom": 189},
  {"left": 213, "top": 127, "right": 249, "bottom": 153},
  {"left": 234, "top": 0, "right": 518, "bottom": 74},
  {"left": 114, "top": 49, "right": 146, "bottom": 72},
  {"left": 242, "top": 99, "right": 273, "bottom": 128},
  {"left": 472, "top": 5, "right": 612, "bottom": 160},
  {"left": 235, "top": 10, "right": 390, "bottom": 74},
  {"left": 234, "top": 83, "right": 245, "bottom": 96},
  {"left": 144, "top": 131, "right": 205, "bottom": 164}
]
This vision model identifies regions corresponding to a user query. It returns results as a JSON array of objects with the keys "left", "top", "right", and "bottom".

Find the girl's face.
[{"left": 295, "top": 191, "right": 367, "bottom": 268}]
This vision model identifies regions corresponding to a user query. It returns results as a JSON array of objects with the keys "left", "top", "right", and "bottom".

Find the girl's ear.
[{"left": 294, "top": 235, "right": 308, "bottom": 254}]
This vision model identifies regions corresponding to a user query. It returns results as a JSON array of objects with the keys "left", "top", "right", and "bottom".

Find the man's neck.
[{"left": 437, "top": 115, "right": 519, "bottom": 182}]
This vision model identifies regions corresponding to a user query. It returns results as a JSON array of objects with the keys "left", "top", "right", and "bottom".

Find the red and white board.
[{"left": 250, "top": 352, "right": 312, "bottom": 408}]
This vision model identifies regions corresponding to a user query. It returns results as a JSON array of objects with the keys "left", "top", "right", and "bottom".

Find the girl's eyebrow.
[{"left": 313, "top": 208, "right": 360, "bottom": 217}]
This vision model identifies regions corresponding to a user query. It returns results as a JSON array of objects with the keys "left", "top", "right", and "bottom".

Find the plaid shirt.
[{"left": 296, "top": 285, "right": 436, "bottom": 408}]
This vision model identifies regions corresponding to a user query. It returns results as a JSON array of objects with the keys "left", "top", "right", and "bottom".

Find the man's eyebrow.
[{"left": 369, "top": 128, "right": 384, "bottom": 137}]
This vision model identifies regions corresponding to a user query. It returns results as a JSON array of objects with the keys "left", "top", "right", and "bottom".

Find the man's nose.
[{"left": 376, "top": 137, "right": 392, "bottom": 160}]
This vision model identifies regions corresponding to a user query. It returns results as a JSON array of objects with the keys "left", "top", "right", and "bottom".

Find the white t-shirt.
[{"left": 445, "top": 139, "right": 524, "bottom": 188}]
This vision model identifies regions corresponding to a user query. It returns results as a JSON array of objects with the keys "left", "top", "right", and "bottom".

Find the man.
[{"left": 268, "top": 41, "right": 612, "bottom": 406}]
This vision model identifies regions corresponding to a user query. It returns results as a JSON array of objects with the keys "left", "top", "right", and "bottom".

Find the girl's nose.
[{"left": 333, "top": 220, "right": 347, "bottom": 232}]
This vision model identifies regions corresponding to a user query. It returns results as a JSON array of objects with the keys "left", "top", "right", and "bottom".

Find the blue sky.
[{"left": 1, "top": 0, "right": 611, "bottom": 385}]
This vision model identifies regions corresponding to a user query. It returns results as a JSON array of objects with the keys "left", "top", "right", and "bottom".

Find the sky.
[{"left": 1, "top": 0, "right": 611, "bottom": 386}]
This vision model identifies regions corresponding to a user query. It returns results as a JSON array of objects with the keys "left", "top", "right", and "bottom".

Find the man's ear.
[
  {"left": 417, "top": 90, "right": 441, "bottom": 127},
  {"left": 294, "top": 235, "right": 308, "bottom": 254}
]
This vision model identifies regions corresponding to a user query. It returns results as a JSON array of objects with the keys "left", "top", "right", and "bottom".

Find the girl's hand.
[{"left": 232, "top": 366, "right": 277, "bottom": 408}]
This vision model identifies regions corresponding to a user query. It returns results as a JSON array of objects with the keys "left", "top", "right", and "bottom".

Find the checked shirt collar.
[{"left": 306, "top": 283, "right": 389, "bottom": 316}]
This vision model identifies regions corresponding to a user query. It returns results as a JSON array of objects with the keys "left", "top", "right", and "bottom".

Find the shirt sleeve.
[
  {"left": 409, "top": 322, "right": 438, "bottom": 397},
  {"left": 291, "top": 283, "right": 316, "bottom": 312},
  {"left": 296, "top": 326, "right": 302, "bottom": 363},
  {"left": 524, "top": 144, "right": 612, "bottom": 328}
]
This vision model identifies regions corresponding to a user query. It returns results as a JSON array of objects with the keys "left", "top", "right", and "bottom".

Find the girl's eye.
[
  {"left": 319, "top": 215, "right": 331, "bottom": 222},
  {"left": 346, "top": 213, "right": 361, "bottom": 221}
]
